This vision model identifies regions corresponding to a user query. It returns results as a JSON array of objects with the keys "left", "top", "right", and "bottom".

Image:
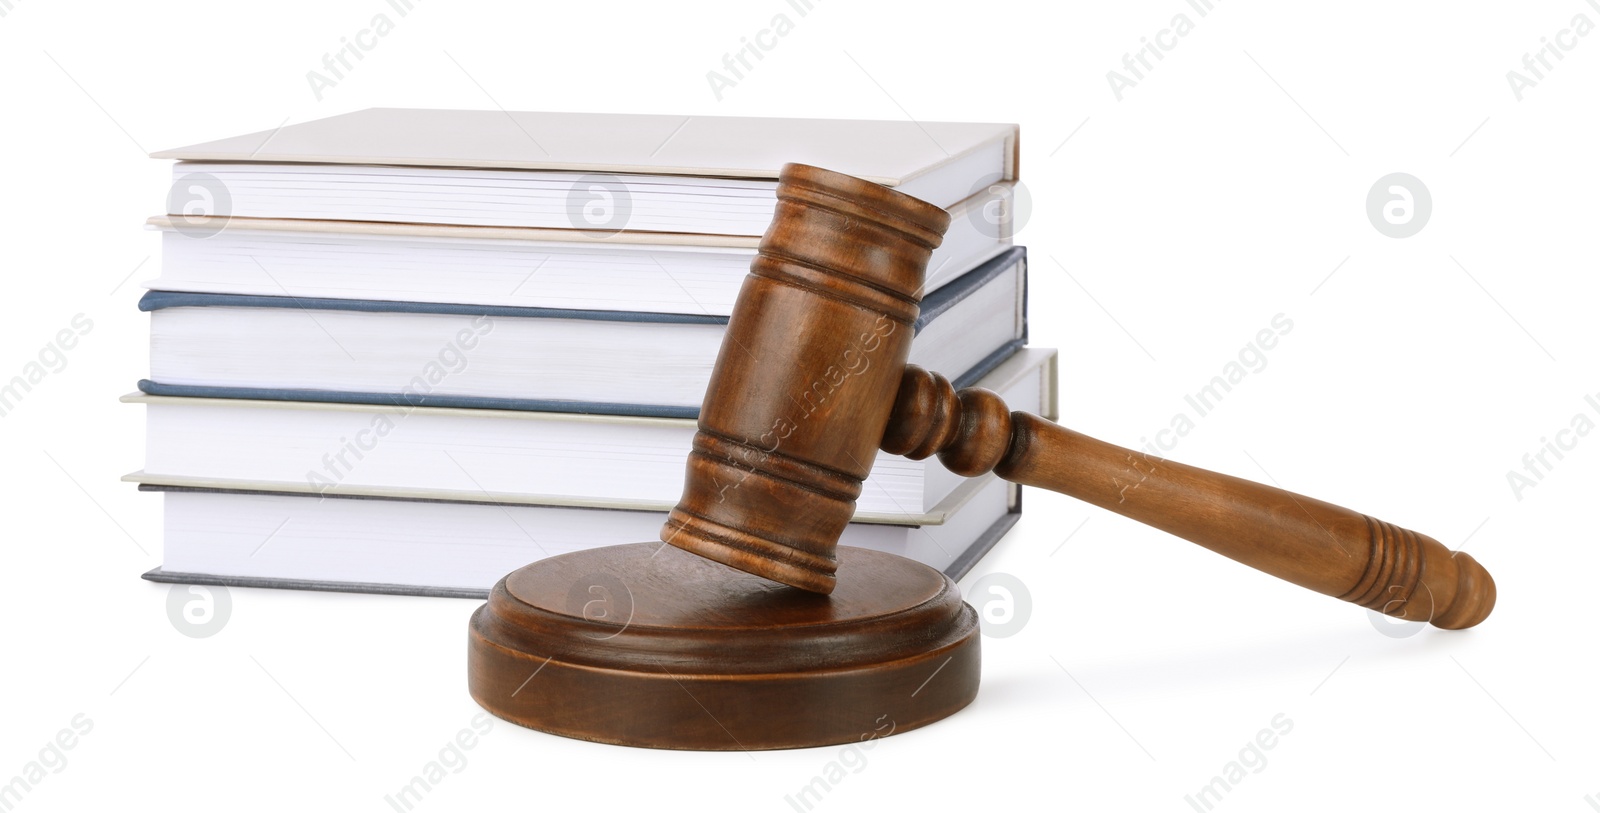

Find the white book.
[
  {"left": 154, "top": 109, "right": 1019, "bottom": 237},
  {"left": 140, "top": 474, "right": 1021, "bottom": 598},
  {"left": 139, "top": 248, "right": 1027, "bottom": 414},
  {"left": 124, "top": 348, "right": 1058, "bottom": 518},
  {"left": 143, "top": 182, "right": 1011, "bottom": 316}
]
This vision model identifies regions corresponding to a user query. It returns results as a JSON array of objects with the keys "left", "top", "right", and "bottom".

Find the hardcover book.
[
  {"left": 139, "top": 246, "right": 1027, "bottom": 416},
  {"left": 125, "top": 348, "right": 1058, "bottom": 518},
  {"left": 154, "top": 109, "right": 1020, "bottom": 236},
  {"left": 139, "top": 475, "right": 1023, "bottom": 598},
  {"left": 143, "top": 183, "right": 1012, "bottom": 316}
]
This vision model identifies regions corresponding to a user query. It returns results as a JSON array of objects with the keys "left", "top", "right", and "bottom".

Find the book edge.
[{"left": 138, "top": 489, "right": 1022, "bottom": 599}]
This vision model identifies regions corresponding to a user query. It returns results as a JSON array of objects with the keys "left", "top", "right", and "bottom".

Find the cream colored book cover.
[{"left": 153, "top": 108, "right": 1020, "bottom": 186}]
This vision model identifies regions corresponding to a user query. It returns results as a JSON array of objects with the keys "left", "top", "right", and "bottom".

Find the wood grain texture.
[
  {"left": 468, "top": 543, "right": 979, "bottom": 750},
  {"left": 468, "top": 160, "right": 1495, "bottom": 753},
  {"left": 883, "top": 365, "right": 1496, "bottom": 629},
  {"left": 660, "top": 162, "right": 1494, "bottom": 628},
  {"left": 661, "top": 163, "right": 951, "bottom": 593}
]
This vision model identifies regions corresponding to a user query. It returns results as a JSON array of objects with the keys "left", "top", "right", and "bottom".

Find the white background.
[{"left": 2, "top": 1, "right": 1596, "bottom": 810}]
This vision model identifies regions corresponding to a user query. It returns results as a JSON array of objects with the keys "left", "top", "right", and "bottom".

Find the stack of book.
[{"left": 126, "top": 109, "right": 1056, "bottom": 598}]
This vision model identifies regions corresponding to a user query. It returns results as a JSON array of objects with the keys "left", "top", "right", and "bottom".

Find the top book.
[
  {"left": 154, "top": 108, "right": 1019, "bottom": 188},
  {"left": 154, "top": 110, "right": 1018, "bottom": 236}
]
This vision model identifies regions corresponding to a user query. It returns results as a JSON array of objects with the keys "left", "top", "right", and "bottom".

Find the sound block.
[{"left": 468, "top": 542, "right": 980, "bottom": 750}]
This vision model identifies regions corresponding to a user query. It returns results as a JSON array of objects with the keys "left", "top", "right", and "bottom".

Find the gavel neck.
[{"left": 882, "top": 365, "right": 1018, "bottom": 477}]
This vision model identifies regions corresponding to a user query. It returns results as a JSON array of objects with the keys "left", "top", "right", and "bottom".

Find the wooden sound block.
[{"left": 468, "top": 542, "right": 980, "bottom": 750}]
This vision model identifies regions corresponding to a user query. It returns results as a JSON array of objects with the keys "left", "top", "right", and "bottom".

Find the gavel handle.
[{"left": 882, "top": 366, "right": 1496, "bottom": 629}]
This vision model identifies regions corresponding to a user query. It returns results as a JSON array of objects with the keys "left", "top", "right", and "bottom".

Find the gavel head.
[{"left": 660, "top": 164, "right": 952, "bottom": 594}]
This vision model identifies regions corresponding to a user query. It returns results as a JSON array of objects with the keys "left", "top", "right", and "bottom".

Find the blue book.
[{"left": 138, "top": 246, "right": 1027, "bottom": 418}]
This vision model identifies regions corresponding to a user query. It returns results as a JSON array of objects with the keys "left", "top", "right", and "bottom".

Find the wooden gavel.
[
  {"left": 468, "top": 161, "right": 1496, "bottom": 753},
  {"left": 661, "top": 163, "right": 1495, "bottom": 630}
]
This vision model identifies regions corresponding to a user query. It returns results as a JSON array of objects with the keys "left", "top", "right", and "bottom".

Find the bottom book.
[{"left": 141, "top": 475, "right": 1022, "bottom": 599}]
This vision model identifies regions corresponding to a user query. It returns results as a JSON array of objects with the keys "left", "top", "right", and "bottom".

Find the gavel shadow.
[{"left": 973, "top": 620, "right": 1470, "bottom": 715}]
